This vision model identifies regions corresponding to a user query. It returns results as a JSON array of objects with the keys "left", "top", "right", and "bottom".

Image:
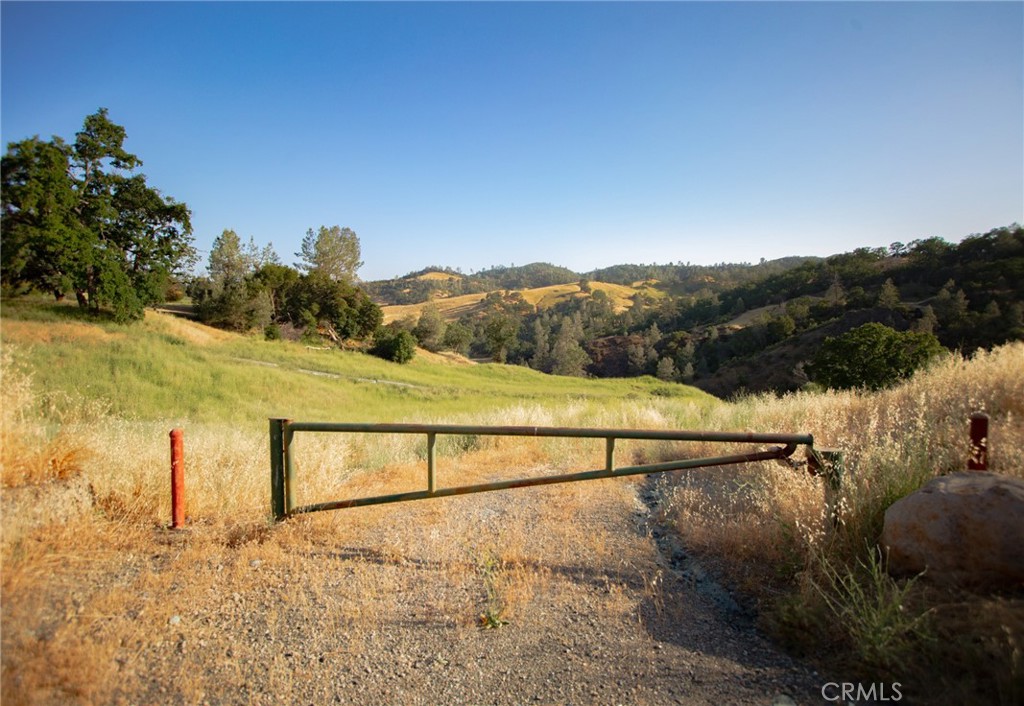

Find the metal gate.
[{"left": 269, "top": 418, "right": 824, "bottom": 521}]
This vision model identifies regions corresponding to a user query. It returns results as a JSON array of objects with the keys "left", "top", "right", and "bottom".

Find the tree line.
[{"left": 187, "top": 225, "right": 381, "bottom": 345}]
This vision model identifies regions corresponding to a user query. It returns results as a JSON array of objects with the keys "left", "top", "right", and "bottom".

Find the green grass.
[{"left": 1, "top": 296, "right": 718, "bottom": 428}]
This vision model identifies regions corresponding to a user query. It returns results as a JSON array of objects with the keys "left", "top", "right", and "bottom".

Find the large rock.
[{"left": 881, "top": 471, "right": 1024, "bottom": 588}]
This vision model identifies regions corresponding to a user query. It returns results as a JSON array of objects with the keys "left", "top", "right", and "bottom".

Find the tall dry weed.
[
  {"left": 1, "top": 347, "right": 93, "bottom": 488},
  {"left": 663, "top": 342, "right": 1024, "bottom": 577}
]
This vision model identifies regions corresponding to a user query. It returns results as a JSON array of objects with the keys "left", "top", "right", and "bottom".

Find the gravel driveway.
[{"left": 2, "top": 470, "right": 825, "bottom": 705}]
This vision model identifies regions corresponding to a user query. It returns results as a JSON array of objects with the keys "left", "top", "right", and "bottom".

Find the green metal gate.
[{"left": 269, "top": 418, "right": 822, "bottom": 521}]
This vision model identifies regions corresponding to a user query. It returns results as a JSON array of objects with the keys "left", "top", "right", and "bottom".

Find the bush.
[
  {"left": 370, "top": 329, "right": 416, "bottom": 364},
  {"left": 808, "top": 323, "right": 945, "bottom": 391}
]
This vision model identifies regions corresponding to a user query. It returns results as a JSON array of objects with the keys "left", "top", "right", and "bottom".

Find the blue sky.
[{"left": 2, "top": 2, "right": 1022, "bottom": 281}]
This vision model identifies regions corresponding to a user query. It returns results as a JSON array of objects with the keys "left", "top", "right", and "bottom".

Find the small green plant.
[
  {"left": 478, "top": 610, "right": 509, "bottom": 630},
  {"left": 477, "top": 552, "right": 510, "bottom": 629},
  {"left": 812, "top": 544, "right": 934, "bottom": 670}
]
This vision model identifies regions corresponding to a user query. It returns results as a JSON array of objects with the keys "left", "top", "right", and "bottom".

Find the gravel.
[{"left": 3, "top": 475, "right": 830, "bottom": 705}]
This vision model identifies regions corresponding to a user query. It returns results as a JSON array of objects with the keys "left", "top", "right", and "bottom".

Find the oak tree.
[
  {"left": 808, "top": 323, "right": 945, "bottom": 391},
  {"left": 1, "top": 109, "right": 193, "bottom": 321}
]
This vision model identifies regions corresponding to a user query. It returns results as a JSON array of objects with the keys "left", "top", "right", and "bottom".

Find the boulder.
[{"left": 880, "top": 471, "right": 1024, "bottom": 588}]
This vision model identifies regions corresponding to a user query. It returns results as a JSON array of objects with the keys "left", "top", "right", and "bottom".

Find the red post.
[
  {"left": 170, "top": 428, "right": 185, "bottom": 527},
  {"left": 968, "top": 412, "right": 988, "bottom": 471}
]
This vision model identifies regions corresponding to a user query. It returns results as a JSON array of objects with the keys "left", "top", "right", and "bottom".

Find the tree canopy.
[
  {"left": 189, "top": 229, "right": 382, "bottom": 344},
  {"left": 1, "top": 109, "right": 194, "bottom": 321},
  {"left": 807, "top": 323, "right": 945, "bottom": 391}
]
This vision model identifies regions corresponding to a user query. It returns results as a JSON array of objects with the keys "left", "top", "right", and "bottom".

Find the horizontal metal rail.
[
  {"left": 287, "top": 421, "right": 813, "bottom": 446},
  {"left": 270, "top": 418, "right": 814, "bottom": 521}
]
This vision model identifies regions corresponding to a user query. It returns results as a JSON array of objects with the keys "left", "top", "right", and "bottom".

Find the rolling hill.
[
  {"left": 0, "top": 297, "right": 715, "bottom": 425},
  {"left": 381, "top": 279, "right": 648, "bottom": 324}
]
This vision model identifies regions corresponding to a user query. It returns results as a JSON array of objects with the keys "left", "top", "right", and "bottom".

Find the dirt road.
[{"left": 2, "top": 463, "right": 825, "bottom": 705}]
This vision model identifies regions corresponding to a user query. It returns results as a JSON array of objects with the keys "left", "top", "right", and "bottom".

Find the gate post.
[
  {"left": 170, "top": 428, "right": 185, "bottom": 528},
  {"left": 808, "top": 447, "right": 844, "bottom": 529},
  {"left": 270, "top": 418, "right": 289, "bottom": 520}
]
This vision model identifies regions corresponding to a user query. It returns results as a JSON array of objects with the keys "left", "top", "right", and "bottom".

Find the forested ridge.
[{"left": 370, "top": 224, "right": 1023, "bottom": 396}]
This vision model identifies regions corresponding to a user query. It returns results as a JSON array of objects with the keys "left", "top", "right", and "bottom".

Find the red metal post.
[
  {"left": 170, "top": 428, "right": 185, "bottom": 527},
  {"left": 968, "top": 412, "right": 988, "bottom": 471}
]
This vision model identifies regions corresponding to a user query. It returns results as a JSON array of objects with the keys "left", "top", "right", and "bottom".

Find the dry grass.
[
  {"left": 380, "top": 280, "right": 641, "bottom": 323},
  {"left": 414, "top": 271, "right": 464, "bottom": 282},
  {"left": 658, "top": 342, "right": 1024, "bottom": 703},
  {"left": 1, "top": 448, "right": 643, "bottom": 704},
  {"left": 0, "top": 349, "right": 93, "bottom": 488},
  {"left": 0, "top": 320, "right": 125, "bottom": 346},
  {"left": 381, "top": 291, "right": 489, "bottom": 323},
  {"left": 663, "top": 342, "right": 1024, "bottom": 569},
  {"left": 142, "top": 309, "right": 237, "bottom": 346},
  {"left": 0, "top": 345, "right": 671, "bottom": 703}
]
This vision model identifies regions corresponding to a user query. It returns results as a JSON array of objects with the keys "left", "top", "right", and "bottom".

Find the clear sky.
[{"left": 2, "top": 2, "right": 1022, "bottom": 281}]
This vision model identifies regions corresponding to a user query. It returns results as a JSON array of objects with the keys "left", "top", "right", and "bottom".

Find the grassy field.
[
  {"left": 2, "top": 296, "right": 1022, "bottom": 704},
  {"left": 0, "top": 296, "right": 718, "bottom": 521},
  {"left": 1, "top": 297, "right": 713, "bottom": 426}
]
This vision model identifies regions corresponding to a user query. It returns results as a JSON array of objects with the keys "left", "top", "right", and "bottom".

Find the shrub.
[
  {"left": 371, "top": 329, "right": 417, "bottom": 364},
  {"left": 808, "top": 322, "right": 945, "bottom": 391}
]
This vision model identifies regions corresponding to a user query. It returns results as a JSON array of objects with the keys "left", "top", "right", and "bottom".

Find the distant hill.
[
  {"left": 365, "top": 262, "right": 583, "bottom": 306},
  {"left": 365, "top": 258, "right": 819, "bottom": 307},
  {"left": 585, "top": 256, "right": 820, "bottom": 294},
  {"left": 366, "top": 225, "right": 1024, "bottom": 397}
]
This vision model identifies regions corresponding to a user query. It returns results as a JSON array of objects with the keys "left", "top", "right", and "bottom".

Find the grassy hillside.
[
  {"left": 371, "top": 226, "right": 1023, "bottom": 398},
  {"left": 0, "top": 293, "right": 721, "bottom": 535},
  {"left": 1, "top": 296, "right": 715, "bottom": 427}
]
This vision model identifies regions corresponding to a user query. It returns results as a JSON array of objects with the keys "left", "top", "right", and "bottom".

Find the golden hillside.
[
  {"left": 414, "top": 271, "right": 464, "bottom": 282},
  {"left": 381, "top": 281, "right": 643, "bottom": 324}
]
